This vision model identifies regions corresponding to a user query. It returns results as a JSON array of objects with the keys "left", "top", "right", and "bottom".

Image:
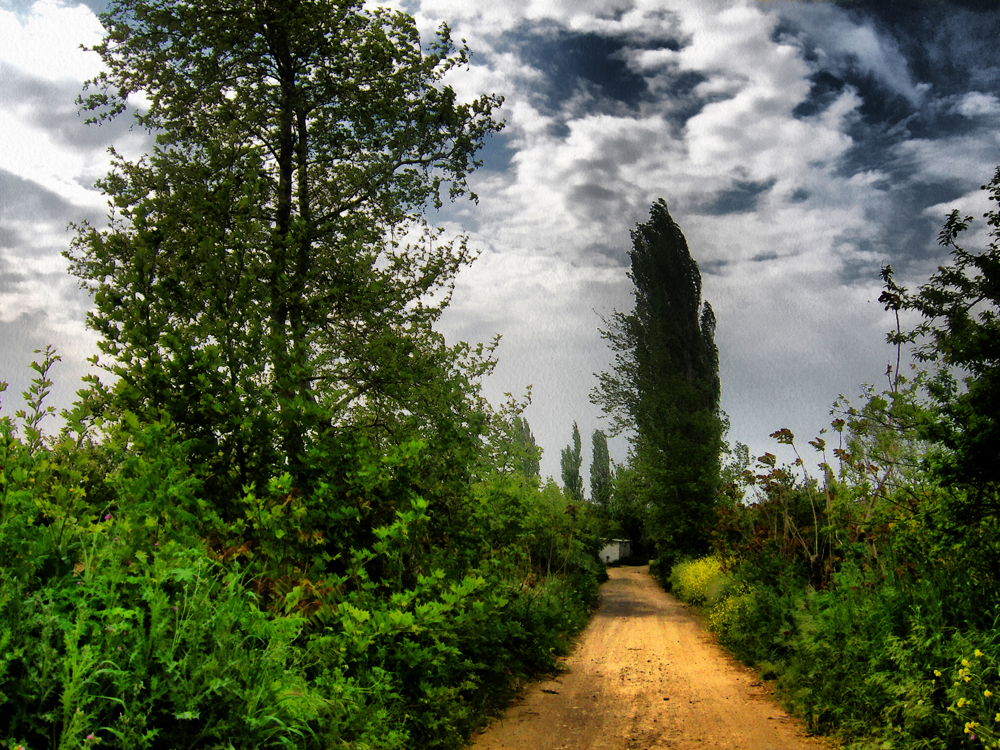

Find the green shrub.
[
  {"left": 669, "top": 556, "right": 728, "bottom": 607},
  {"left": 1, "top": 353, "right": 608, "bottom": 749}
]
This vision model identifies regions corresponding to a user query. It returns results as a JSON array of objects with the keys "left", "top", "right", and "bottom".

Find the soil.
[{"left": 470, "top": 565, "right": 832, "bottom": 750}]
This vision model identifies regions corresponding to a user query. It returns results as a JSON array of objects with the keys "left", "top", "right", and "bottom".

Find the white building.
[{"left": 599, "top": 539, "right": 632, "bottom": 564}]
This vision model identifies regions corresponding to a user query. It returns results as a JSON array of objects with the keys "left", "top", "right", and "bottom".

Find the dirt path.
[{"left": 470, "top": 566, "right": 829, "bottom": 750}]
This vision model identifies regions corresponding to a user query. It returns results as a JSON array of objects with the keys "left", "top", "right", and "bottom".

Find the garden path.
[{"left": 469, "top": 565, "right": 831, "bottom": 750}]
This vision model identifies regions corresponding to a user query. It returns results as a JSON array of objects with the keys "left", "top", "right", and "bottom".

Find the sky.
[{"left": 1, "top": 0, "right": 999, "bottom": 486}]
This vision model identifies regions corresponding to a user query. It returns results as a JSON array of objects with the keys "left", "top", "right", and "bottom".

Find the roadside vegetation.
[
  {"left": 0, "top": 362, "right": 603, "bottom": 750},
  {"left": 6, "top": 0, "right": 999, "bottom": 746},
  {"left": 0, "top": 1, "right": 605, "bottom": 748},
  {"left": 666, "top": 169, "right": 1000, "bottom": 750}
]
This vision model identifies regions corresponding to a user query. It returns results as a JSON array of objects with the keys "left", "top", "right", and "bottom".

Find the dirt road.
[{"left": 471, "top": 566, "right": 829, "bottom": 750}]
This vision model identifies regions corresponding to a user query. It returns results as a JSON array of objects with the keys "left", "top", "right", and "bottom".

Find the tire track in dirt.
[{"left": 470, "top": 566, "right": 828, "bottom": 750}]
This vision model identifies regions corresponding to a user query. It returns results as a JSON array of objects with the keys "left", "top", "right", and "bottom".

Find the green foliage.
[
  {"left": 68, "top": 0, "right": 504, "bottom": 499},
  {"left": 479, "top": 397, "right": 541, "bottom": 482},
  {"left": 604, "top": 464, "right": 648, "bottom": 558},
  {"left": 512, "top": 416, "right": 541, "bottom": 480},
  {"left": 673, "top": 175, "right": 1000, "bottom": 749},
  {"left": 589, "top": 429, "right": 611, "bottom": 510},
  {"left": 17, "top": 5, "right": 612, "bottom": 742},
  {"left": 1, "top": 351, "right": 605, "bottom": 749},
  {"left": 559, "top": 422, "right": 584, "bottom": 502},
  {"left": 668, "top": 556, "right": 727, "bottom": 607},
  {"left": 592, "top": 200, "right": 723, "bottom": 576},
  {"left": 882, "top": 166, "right": 1000, "bottom": 510}
]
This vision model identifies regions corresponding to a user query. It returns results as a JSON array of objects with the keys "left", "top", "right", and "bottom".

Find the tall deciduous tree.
[
  {"left": 560, "top": 422, "right": 584, "bottom": 502},
  {"left": 68, "top": 0, "right": 502, "bottom": 497},
  {"left": 512, "top": 416, "right": 541, "bottom": 480},
  {"left": 592, "top": 199, "right": 723, "bottom": 572},
  {"left": 590, "top": 429, "right": 611, "bottom": 509}
]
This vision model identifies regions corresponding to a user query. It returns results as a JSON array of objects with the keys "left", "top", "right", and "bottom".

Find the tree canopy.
[
  {"left": 882, "top": 166, "right": 1000, "bottom": 516},
  {"left": 68, "top": 0, "right": 503, "bottom": 499}
]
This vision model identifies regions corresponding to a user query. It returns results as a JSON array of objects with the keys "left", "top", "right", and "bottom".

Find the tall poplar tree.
[
  {"left": 512, "top": 416, "right": 541, "bottom": 479},
  {"left": 560, "top": 422, "right": 584, "bottom": 502},
  {"left": 592, "top": 199, "right": 723, "bottom": 572},
  {"left": 590, "top": 429, "right": 612, "bottom": 509},
  {"left": 68, "top": 0, "right": 502, "bottom": 497}
]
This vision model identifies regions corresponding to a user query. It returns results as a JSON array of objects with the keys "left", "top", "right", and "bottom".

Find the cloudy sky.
[{"left": 1, "top": 0, "right": 999, "bottom": 484}]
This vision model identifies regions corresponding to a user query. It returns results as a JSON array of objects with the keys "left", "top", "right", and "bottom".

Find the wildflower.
[
  {"left": 104, "top": 514, "right": 111, "bottom": 521},
  {"left": 975, "top": 649, "right": 984, "bottom": 657},
  {"left": 965, "top": 721, "right": 979, "bottom": 734},
  {"left": 958, "top": 698, "right": 968, "bottom": 708},
  {"left": 986, "top": 690, "right": 994, "bottom": 698},
  {"left": 934, "top": 669, "right": 942, "bottom": 677},
  {"left": 963, "top": 659, "right": 971, "bottom": 667},
  {"left": 87, "top": 734, "right": 95, "bottom": 740}
]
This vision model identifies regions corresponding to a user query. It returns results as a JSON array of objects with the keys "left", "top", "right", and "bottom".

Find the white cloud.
[
  {"left": 953, "top": 91, "right": 1000, "bottom": 118},
  {"left": 425, "top": 0, "right": 935, "bottom": 474},
  {"left": 0, "top": 0, "right": 105, "bottom": 83}
]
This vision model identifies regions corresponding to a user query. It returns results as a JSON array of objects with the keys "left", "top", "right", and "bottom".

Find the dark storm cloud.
[
  {"left": 520, "top": 30, "right": 650, "bottom": 109},
  {"left": 765, "top": 0, "right": 1000, "bottom": 289},
  {"left": 0, "top": 223, "right": 25, "bottom": 250},
  {"left": 0, "top": 168, "right": 74, "bottom": 222},
  {"left": 0, "top": 62, "right": 134, "bottom": 153},
  {"left": 779, "top": 2, "right": 1000, "bottom": 131},
  {"left": 582, "top": 240, "right": 628, "bottom": 264},
  {"left": 750, "top": 251, "right": 780, "bottom": 264},
  {"left": 856, "top": 177, "right": 972, "bottom": 275},
  {"left": 655, "top": 69, "right": 714, "bottom": 137},
  {"left": 792, "top": 71, "right": 846, "bottom": 119},
  {"left": 701, "top": 179, "right": 778, "bottom": 216},
  {"left": 834, "top": 0, "right": 1000, "bottom": 90},
  {"left": 0, "top": 308, "right": 48, "bottom": 355},
  {"left": 505, "top": 23, "right": 689, "bottom": 117},
  {"left": 475, "top": 130, "right": 517, "bottom": 173},
  {"left": 771, "top": 0, "right": 999, "bottom": 200},
  {"left": 504, "top": 21, "right": 718, "bottom": 138},
  {"left": 699, "top": 257, "right": 732, "bottom": 277},
  {"left": 569, "top": 183, "right": 637, "bottom": 232},
  {"left": 0, "top": 256, "right": 29, "bottom": 294}
]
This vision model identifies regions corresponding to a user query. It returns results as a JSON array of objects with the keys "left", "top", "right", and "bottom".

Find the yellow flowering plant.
[{"left": 946, "top": 647, "right": 999, "bottom": 747}]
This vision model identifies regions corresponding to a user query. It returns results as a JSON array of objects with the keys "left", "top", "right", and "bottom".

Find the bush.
[
  {"left": 669, "top": 556, "right": 728, "bottom": 607},
  {"left": 0, "top": 353, "right": 609, "bottom": 749}
]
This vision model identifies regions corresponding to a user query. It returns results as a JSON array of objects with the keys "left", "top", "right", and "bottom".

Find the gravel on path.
[{"left": 470, "top": 565, "right": 831, "bottom": 750}]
